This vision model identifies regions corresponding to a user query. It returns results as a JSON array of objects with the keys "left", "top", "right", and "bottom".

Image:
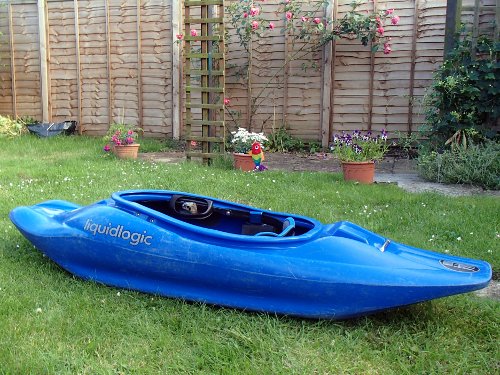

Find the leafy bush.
[
  {"left": 0, "top": 115, "right": 27, "bottom": 137},
  {"left": 417, "top": 141, "right": 500, "bottom": 189},
  {"left": 422, "top": 35, "right": 499, "bottom": 149},
  {"left": 266, "top": 126, "right": 304, "bottom": 153}
]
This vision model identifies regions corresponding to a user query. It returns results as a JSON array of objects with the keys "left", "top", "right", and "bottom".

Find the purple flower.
[
  {"left": 352, "top": 144, "right": 362, "bottom": 154},
  {"left": 381, "top": 129, "right": 388, "bottom": 140}
]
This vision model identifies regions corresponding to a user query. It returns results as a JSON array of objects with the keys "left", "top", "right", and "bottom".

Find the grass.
[{"left": 0, "top": 135, "right": 499, "bottom": 374}]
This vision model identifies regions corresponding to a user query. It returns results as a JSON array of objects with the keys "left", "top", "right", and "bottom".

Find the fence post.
[
  {"left": 444, "top": 0, "right": 462, "bottom": 57},
  {"left": 7, "top": 2, "right": 17, "bottom": 119},
  {"left": 73, "top": 0, "right": 82, "bottom": 134},
  {"left": 37, "top": 0, "right": 50, "bottom": 122},
  {"left": 172, "top": 0, "right": 181, "bottom": 139},
  {"left": 321, "top": 0, "right": 334, "bottom": 147}
]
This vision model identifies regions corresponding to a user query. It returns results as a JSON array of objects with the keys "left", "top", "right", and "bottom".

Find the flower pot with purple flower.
[
  {"left": 104, "top": 122, "right": 142, "bottom": 159},
  {"left": 330, "top": 130, "right": 389, "bottom": 184}
]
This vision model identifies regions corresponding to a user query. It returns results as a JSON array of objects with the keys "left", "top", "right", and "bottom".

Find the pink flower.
[
  {"left": 190, "top": 140, "right": 198, "bottom": 147},
  {"left": 313, "top": 17, "right": 321, "bottom": 25},
  {"left": 243, "top": 12, "right": 248, "bottom": 18},
  {"left": 391, "top": 15, "right": 400, "bottom": 25},
  {"left": 268, "top": 22, "right": 275, "bottom": 30},
  {"left": 224, "top": 98, "right": 231, "bottom": 105},
  {"left": 251, "top": 20, "right": 259, "bottom": 30},
  {"left": 126, "top": 137, "right": 134, "bottom": 144},
  {"left": 286, "top": 11, "right": 293, "bottom": 20},
  {"left": 377, "top": 26, "right": 384, "bottom": 35},
  {"left": 301, "top": 16, "right": 308, "bottom": 22},
  {"left": 104, "top": 144, "right": 111, "bottom": 152},
  {"left": 190, "top": 29, "right": 197, "bottom": 37},
  {"left": 385, "top": 8, "right": 394, "bottom": 15},
  {"left": 250, "top": 7, "right": 260, "bottom": 17},
  {"left": 176, "top": 34, "right": 183, "bottom": 40},
  {"left": 375, "top": 16, "right": 381, "bottom": 26},
  {"left": 383, "top": 42, "right": 392, "bottom": 54}
]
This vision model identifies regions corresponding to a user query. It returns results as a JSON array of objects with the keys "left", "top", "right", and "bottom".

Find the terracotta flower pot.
[
  {"left": 341, "top": 161, "right": 375, "bottom": 184},
  {"left": 112, "top": 144, "right": 140, "bottom": 159},
  {"left": 233, "top": 153, "right": 255, "bottom": 171}
]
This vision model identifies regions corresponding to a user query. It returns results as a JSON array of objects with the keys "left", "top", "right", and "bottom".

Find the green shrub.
[
  {"left": 0, "top": 115, "right": 27, "bottom": 137},
  {"left": 422, "top": 34, "right": 499, "bottom": 150},
  {"left": 266, "top": 126, "right": 305, "bottom": 152},
  {"left": 417, "top": 141, "right": 500, "bottom": 189}
]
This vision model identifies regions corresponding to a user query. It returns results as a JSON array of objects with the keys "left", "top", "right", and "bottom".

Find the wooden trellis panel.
[{"left": 184, "top": 0, "right": 225, "bottom": 163}]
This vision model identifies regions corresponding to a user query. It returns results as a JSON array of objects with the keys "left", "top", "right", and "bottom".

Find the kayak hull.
[{"left": 9, "top": 190, "right": 492, "bottom": 319}]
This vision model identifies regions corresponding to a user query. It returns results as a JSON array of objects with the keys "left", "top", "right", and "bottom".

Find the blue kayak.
[{"left": 9, "top": 190, "right": 492, "bottom": 319}]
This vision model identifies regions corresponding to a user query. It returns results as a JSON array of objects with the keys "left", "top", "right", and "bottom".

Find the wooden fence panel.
[
  {"left": 77, "top": 0, "right": 110, "bottom": 133},
  {"left": 48, "top": 0, "right": 78, "bottom": 122},
  {"left": 141, "top": 0, "right": 174, "bottom": 137},
  {"left": 0, "top": 1, "right": 42, "bottom": 120},
  {"left": 0, "top": 6, "right": 14, "bottom": 116}
]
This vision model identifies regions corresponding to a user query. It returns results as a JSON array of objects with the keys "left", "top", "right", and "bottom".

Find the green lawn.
[{"left": 0, "top": 135, "right": 498, "bottom": 374}]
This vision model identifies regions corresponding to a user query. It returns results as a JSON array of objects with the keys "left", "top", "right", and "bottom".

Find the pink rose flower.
[
  {"left": 391, "top": 15, "right": 400, "bottom": 25},
  {"left": 251, "top": 20, "right": 259, "bottom": 30},
  {"left": 301, "top": 16, "right": 308, "bottom": 22},
  {"left": 286, "top": 11, "right": 293, "bottom": 20},
  {"left": 190, "top": 29, "right": 197, "bottom": 37},
  {"left": 224, "top": 98, "right": 231, "bottom": 105},
  {"left": 383, "top": 42, "right": 392, "bottom": 54},
  {"left": 250, "top": 7, "right": 260, "bottom": 17},
  {"left": 269, "top": 22, "right": 275, "bottom": 30},
  {"left": 385, "top": 8, "right": 394, "bottom": 15},
  {"left": 313, "top": 17, "right": 321, "bottom": 24},
  {"left": 243, "top": 12, "right": 248, "bottom": 18},
  {"left": 377, "top": 26, "right": 384, "bottom": 35},
  {"left": 104, "top": 144, "right": 111, "bottom": 152},
  {"left": 176, "top": 34, "right": 183, "bottom": 40}
]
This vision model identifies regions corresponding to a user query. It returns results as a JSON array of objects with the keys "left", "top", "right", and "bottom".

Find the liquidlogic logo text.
[{"left": 83, "top": 219, "right": 153, "bottom": 246}]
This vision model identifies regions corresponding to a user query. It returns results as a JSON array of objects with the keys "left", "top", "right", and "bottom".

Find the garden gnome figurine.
[{"left": 250, "top": 141, "right": 267, "bottom": 171}]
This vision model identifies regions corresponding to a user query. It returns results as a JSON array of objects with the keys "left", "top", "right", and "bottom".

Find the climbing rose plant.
[
  {"left": 224, "top": 0, "right": 401, "bottom": 130},
  {"left": 227, "top": 0, "right": 400, "bottom": 54}
]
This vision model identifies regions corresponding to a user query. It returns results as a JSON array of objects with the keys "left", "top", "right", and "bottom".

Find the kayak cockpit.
[{"left": 111, "top": 190, "right": 319, "bottom": 237}]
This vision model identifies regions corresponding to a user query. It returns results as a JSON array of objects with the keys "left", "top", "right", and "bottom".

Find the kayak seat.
[{"left": 254, "top": 217, "right": 295, "bottom": 237}]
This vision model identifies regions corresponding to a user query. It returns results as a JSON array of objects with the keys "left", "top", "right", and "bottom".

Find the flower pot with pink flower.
[{"left": 104, "top": 122, "right": 142, "bottom": 159}]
